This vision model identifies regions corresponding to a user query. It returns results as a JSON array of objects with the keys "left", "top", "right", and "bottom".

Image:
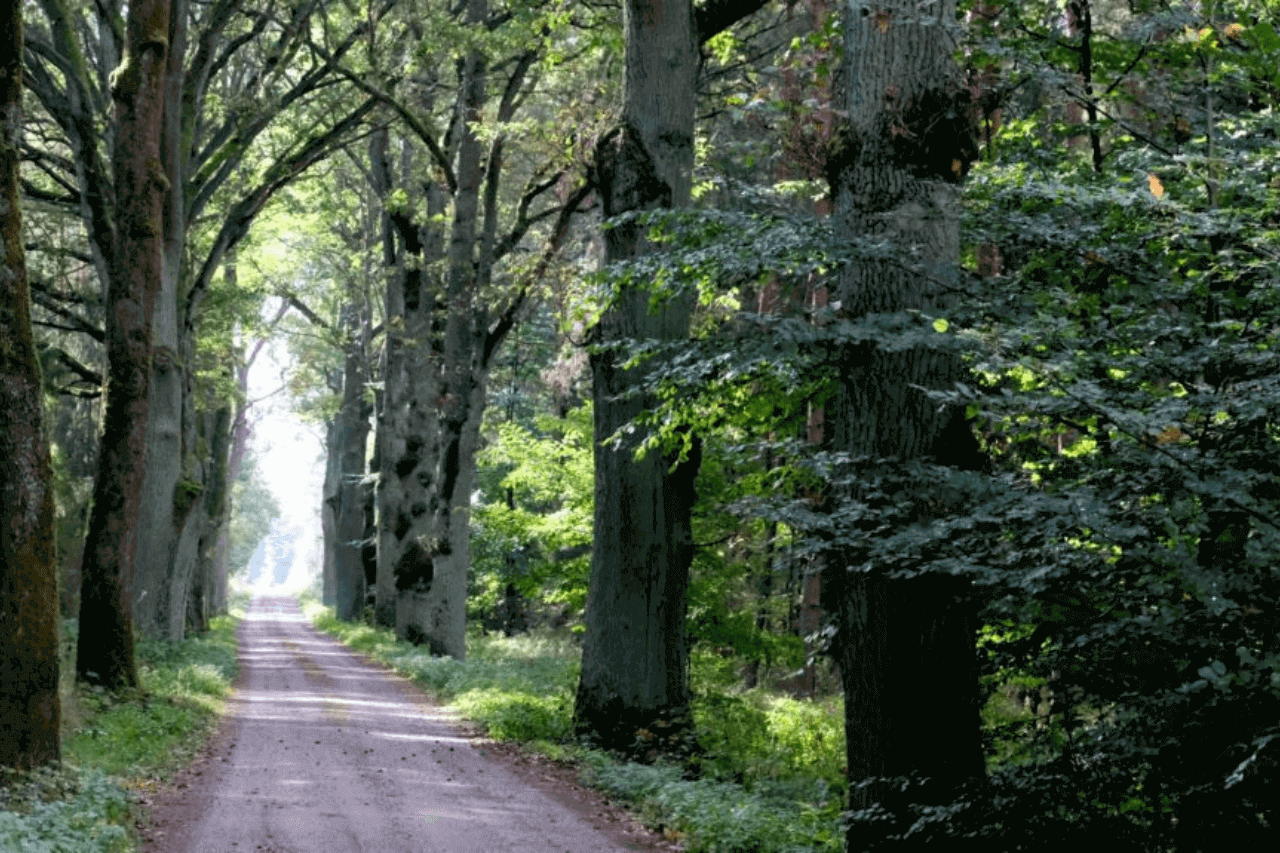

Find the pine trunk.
[
  {"left": 77, "top": 0, "right": 172, "bottom": 688},
  {"left": 573, "top": 0, "right": 700, "bottom": 752},
  {"left": 0, "top": 0, "right": 62, "bottom": 767},
  {"left": 828, "top": 0, "right": 985, "bottom": 842}
]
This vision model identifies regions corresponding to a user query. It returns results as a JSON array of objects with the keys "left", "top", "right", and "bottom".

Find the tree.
[
  {"left": 821, "top": 0, "right": 986, "bottom": 842},
  {"left": 360, "top": 0, "right": 594, "bottom": 655},
  {"left": 572, "top": 0, "right": 776, "bottom": 754},
  {"left": 126, "top": 0, "right": 378, "bottom": 641},
  {"left": 0, "top": 0, "right": 61, "bottom": 767},
  {"left": 76, "top": 0, "right": 173, "bottom": 688},
  {"left": 572, "top": 0, "right": 702, "bottom": 751},
  {"left": 332, "top": 297, "right": 373, "bottom": 621}
]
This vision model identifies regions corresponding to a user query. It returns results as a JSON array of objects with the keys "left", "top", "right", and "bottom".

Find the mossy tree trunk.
[
  {"left": 77, "top": 0, "right": 173, "bottom": 689},
  {"left": 0, "top": 0, "right": 62, "bottom": 768}
]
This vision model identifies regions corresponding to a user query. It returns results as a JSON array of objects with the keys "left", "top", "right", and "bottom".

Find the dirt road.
[{"left": 142, "top": 594, "right": 665, "bottom": 853}]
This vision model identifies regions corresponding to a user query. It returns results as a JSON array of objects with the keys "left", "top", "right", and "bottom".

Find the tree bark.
[
  {"left": 373, "top": 127, "right": 449, "bottom": 632},
  {"left": 0, "top": 0, "right": 62, "bottom": 767},
  {"left": 321, "top": 413, "right": 341, "bottom": 608},
  {"left": 77, "top": 0, "right": 172, "bottom": 689},
  {"left": 390, "top": 0, "right": 490, "bottom": 660},
  {"left": 573, "top": 0, "right": 701, "bottom": 752},
  {"left": 333, "top": 300, "right": 373, "bottom": 621},
  {"left": 826, "top": 1, "right": 984, "bottom": 843}
]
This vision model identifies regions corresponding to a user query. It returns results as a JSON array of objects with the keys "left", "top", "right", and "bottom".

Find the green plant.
[{"left": 0, "top": 770, "right": 130, "bottom": 853}]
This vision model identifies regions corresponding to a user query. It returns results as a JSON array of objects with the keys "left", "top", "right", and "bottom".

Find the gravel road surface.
[{"left": 141, "top": 594, "right": 666, "bottom": 853}]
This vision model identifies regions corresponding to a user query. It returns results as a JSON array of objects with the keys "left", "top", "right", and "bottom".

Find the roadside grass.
[
  {"left": 0, "top": 611, "right": 240, "bottom": 853},
  {"left": 299, "top": 591, "right": 843, "bottom": 853}
]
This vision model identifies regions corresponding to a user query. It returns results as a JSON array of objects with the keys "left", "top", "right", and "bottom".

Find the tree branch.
[
  {"left": 29, "top": 282, "right": 105, "bottom": 342},
  {"left": 185, "top": 97, "right": 380, "bottom": 330},
  {"left": 484, "top": 179, "right": 595, "bottom": 366}
]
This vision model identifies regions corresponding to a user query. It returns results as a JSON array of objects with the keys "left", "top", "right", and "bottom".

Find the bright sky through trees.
[{"left": 247, "top": 338, "right": 324, "bottom": 585}]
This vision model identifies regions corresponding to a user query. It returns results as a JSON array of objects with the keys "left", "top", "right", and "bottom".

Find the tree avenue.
[{"left": 7, "top": 0, "right": 1280, "bottom": 849}]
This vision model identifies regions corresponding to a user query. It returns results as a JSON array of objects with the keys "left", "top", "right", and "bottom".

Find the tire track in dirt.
[{"left": 141, "top": 594, "right": 668, "bottom": 853}]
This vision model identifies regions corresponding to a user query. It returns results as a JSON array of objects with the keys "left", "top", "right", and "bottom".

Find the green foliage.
[
  {"left": 691, "top": 691, "right": 846, "bottom": 797},
  {"left": 586, "top": 761, "right": 842, "bottom": 853},
  {"left": 582, "top": 2, "right": 1280, "bottom": 846},
  {"left": 471, "top": 404, "right": 594, "bottom": 620},
  {"left": 0, "top": 770, "right": 130, "bottom": 853},
  {"left": 451, "top": 691, "right": 572, "bottom": 742}
]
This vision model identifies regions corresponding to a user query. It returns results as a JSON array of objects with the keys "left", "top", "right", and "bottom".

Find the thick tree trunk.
[
  {"left": 321, "top": 335, "right": 348, "bottom": 609},
  {"left": 391, "top": 2, "right": 489, "bottom": 660},
  {"left": 573, "top": 0, "right": 701, "bottom": 752},
  {"left": 132, "top": 0, "right": 193, "bottom": 642},
  {"left": 322, "top": 413, "right": 340, "bottom": 607},
  {"left": 0, "top": 0, "right": 62, "bottom": 767},
  {"left": 187, "top": 404, "right": 231, "bottom": 632},
  {"left": 827, "top": 0, "right": 984, "bottom": 843},
  {"left": 372, "top": 128, "right": 404, "bottom": 630},
  {"left": 77, "top": 0, "right": 172, "bottom": 688},
  {"left": 374, "top": 129, "right": 449, "bottom": 632}
]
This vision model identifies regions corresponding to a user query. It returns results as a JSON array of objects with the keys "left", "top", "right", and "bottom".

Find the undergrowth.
[
  {"left": 299, "top": 591, "right": 843, "bottom": 853},
  {"left": 1, "top": 613, "right": 240, "bottom": 853}
]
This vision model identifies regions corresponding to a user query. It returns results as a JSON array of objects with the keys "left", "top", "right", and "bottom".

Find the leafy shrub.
[{"left": 762, "top": 696, "right": 845, "bottom": 792}]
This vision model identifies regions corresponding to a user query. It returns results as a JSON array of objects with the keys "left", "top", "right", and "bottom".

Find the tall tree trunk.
[
  {"left": 132, "top": 0, "right": 195, "bottom": 642},
  {"left": 334, "top": 302, "right": 372, "bottom": 620},
  {"left": 373, "top": 130, "right": 449, "bottom": 632},
  {"left": 372, "top": 128, "right": 403, "bottom": 630},
  {"left": 391, "top": 1, "right": 489, "bottom": 660},
  {"left": 0, "top": 0, "right": 61, "bottom": 767},
  {"left": 187, "top": 403, "right": 231, "bottom": 632},
  {"left": 573, "top": 0, "right": 701, "bottom": 752},
  {"left": 321, "top": 413, "right": 341, "bottom": 607},
  {"left": 77, "top": 0, "right": 172, "bottom": 688},
  {"left": 826, "top": 1, "right": 984, "bottom": 844}
]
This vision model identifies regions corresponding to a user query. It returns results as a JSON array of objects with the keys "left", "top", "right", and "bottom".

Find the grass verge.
[
  {"left": 0, "top": 605, "right": 241, "bottom": 853},
  {"left": 299, "top": 591, "right": 843, "bottom": 853}
]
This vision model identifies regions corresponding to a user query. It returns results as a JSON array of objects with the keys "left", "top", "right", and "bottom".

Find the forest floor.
[{"left": 138, "top": 594, "right": 674, "bottom": 853}]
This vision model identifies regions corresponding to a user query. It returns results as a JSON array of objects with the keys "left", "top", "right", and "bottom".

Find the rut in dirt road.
[{"left": 143, "top": 594, "right": 654, "bottom": 853}]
